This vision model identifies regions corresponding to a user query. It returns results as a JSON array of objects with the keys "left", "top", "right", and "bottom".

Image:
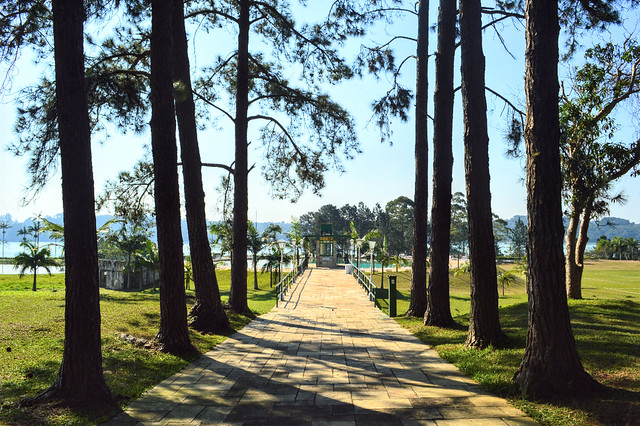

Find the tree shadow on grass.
[
  {"left": 100, "top": 292, "right": 159, "bottom": 304},
  {"left": 0, "top": 360, "right": 119, "bottom": 425},
  {"left": 406, "top": 299, "right": 640, "bottom": 424}
]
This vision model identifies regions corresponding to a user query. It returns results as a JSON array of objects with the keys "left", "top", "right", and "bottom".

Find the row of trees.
[
  {"left": 299, "top": 197, "right": 414, "bottom": 256},
  {"left": 589, "top": 236, "right": 640, "bottom": 260},
  {"left": 298, "top": 195, "right": 530, "bottom": 261},
  {"left": 1, "top": 0, "right": 638, "bottom": 411},
  {"left": 418, "top": 0, "right": 639, "bottom": 399},
  {"left": 5, "top": 0, "right": 394, "bottom": 404}
]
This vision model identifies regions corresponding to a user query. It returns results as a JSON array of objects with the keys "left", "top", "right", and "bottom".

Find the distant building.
[
  {"left": 316, "top": 224, "right": 337, "bottom": 268},
  {"left": 99, "top": 259, "right": 159, "bottom": 290}
]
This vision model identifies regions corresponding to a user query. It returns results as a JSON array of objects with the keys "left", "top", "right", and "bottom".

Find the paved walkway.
[{"left": 108, "top": 267, "right": 535, "bottom": 425}]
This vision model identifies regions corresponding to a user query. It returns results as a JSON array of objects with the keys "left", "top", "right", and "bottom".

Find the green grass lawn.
[
  {"left": 0, "top": 269, "right": 276, "bottom": 425},
  {"left": 386, "top": 260, "right": 640, "bottom": 425},
  {"left": 2, "top": 261, "right": 639, "bottom": 425}
]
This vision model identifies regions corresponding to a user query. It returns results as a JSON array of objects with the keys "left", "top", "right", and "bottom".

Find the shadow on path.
[{"left": 106, "top": 268, "right": 535, "bottom": 425}]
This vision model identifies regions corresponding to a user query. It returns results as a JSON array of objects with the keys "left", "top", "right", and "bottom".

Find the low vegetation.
[{"left": 0, "top": 270, "right": 276, "bottom": 425}]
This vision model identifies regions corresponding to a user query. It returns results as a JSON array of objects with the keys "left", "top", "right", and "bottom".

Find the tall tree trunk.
[
  {"left": 407, "top": 0, "right": 430, "bottom": 317},
  {"left": 574, "top": 203, "right": 592, "bottom": 286},
  {"left": 35, "top": 0, "right": 112, "bottom": 402},
  {"left": 425, "top": 0, "right": 456, "bottom": 328},
  {"left": 565, "top": 198, "right": 582, "bottom": 299},
  {"left": 125, "top": 253, "right": 131, "bottom": 290},
  {"left": 253, "top": 255, "right": 258, "bottom": 290},
  {"left": 460, "top": 0, "right": 506, "bottom": 348},
  {"left": 172, "top": 0, "right": 229, "bottom": 332},
  {"left": 514, "top": 0, "right": 599, "bottom": 399},
  {"left": 151, "top": 0, "right": 194, "bottom": 354},
  {"left": 230, "top": 0, "right": 251, "bottom": 314},
  {"left": 32, "top": 270, "right": 37, "bottom": 292}
]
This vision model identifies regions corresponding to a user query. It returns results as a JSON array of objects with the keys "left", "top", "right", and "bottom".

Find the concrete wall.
[{"left": 99, "top": 259, "right": 160, "bottom": 290}]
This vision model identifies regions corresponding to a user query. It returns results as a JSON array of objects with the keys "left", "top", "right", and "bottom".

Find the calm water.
[
  {"left": 1, "top": 241, "right": 64, "bottom": 258},
  {"left": 1, "top": 242, "right": 65, "bottom": 274}
]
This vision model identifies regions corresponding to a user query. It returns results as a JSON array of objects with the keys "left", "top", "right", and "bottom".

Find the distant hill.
[
  {"left": 505, "top": 215, "right": 640, "bottom": 241},
  {"left": 583, "top": 217, "right": 640, "bottom": 240},
  {"left": 2, "top": 212, "right": 637, "bottom": 243},
  {"left": 0, "top": 213, "right": 291, "bottom": 243}
]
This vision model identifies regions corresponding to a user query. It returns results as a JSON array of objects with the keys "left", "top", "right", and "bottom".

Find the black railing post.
[{"left": 388, "top": 275, "right": 397, "bottom": 317}]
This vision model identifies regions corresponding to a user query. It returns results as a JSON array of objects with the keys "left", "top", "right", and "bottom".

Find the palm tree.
[
  {"left": 248, "top": 222, "right": 282, "bottom": 290},
  {"left": 13, "top": 242, "right": 60, "bottom": 291},
  {"left": 27, "top": 215, "right": 43, "bottom": 247},
  {"left": 453, "top": 262, "right": 470, "bottom": 278},
  {"left": 497, "top": 269, "right": 517, "bottom": 296},
  {"left": 512, "top": 258, "right": 529, "bottom": 283},
  {"left": 287, "top": 218, "right": 303, "bottom": 268},
  {"left": 391, "top": 254, "right": 409, "bottom": 272},
  {"left": 247, "top": 222, "right": 263, "bottom": 290},
  {"left": 1, "top": 221, "right": 10, "bottom": 273},
  {"left": 40, "top": 218, "right": 115, "bottom": 258},
  {"left": 105, "top": 225, "right": 147, "bottom": 290},
  {"left": 377, "top": 236, "right": 394, "bottom": 289},
  {"left": 261, "top": 246, "right": 280, "bottom": 287},
  {"left": 625, "top": 238, "right": 639, "bottom": 261},
  {"left": 17, "top": 226, "right": 30, "bottom": 243},
  {"left": 611, "top": 236, "right": 624, "bottom": 260},
  {"left": 209, "top": 221, "right": 233, "bottom": 261},
  {"left": 134, "top": 239, "right": 160, "bottom": 291}
]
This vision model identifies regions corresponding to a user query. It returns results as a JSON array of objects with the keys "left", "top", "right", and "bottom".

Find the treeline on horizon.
[{"left": 2, "top": 207, "right": 640, "bottom": 246}]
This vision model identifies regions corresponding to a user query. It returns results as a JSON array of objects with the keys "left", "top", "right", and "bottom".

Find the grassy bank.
[
  {"left": 0, "top": 270, "right": 277, "bottom": 425},
  {"left": 386, "top": 260, "right": 640, "bottom": 425}
]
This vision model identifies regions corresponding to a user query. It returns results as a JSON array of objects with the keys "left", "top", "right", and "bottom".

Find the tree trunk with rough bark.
[
  {"left": 36, "top": 0, "right": 113, "bottom": 403},
  {"left": 565, "top": 199, "right": 582, "bottom": 299},
  {"left": 230, "top": 0, "right": 251, "bottom": 314},
  {"left": 253, "top": 256, "right": 259, "bottom": 290},
  {"left": 172, "top": 0, "right": 229, "bottom": 332},
  {"left": 514, "top": 0, "right": 600, "bottom": 399},
  {"left": 459, "top": 0, "right": 507, "bottom": 348},
  {"left": 574, "top": 204, "right": 592, "bottom": 286},
  {"left": 425, "top": 0, "right": 456, "bottom": 328},
  {"left": 151, "top": 0, "right": 194, "bottom": 354},
  {"left": 567, "top": 196, "right": 595, "bottom": 299},
  {"left": 407, "top": 0, "right": 430, "bottom": 318}
]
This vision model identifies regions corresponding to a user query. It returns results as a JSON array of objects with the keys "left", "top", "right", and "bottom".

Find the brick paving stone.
[{"left": 108, "top": 268, "right": 536, "bottom": 425}]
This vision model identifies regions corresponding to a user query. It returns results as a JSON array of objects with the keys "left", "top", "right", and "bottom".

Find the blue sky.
[{"left": 1, "top": 2, "right": 639, "bottom": 224}]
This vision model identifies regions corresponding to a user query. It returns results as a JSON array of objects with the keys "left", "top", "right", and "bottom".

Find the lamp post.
[
  {"left": 277, "top": 239, "right": 287, "bottom": 282},
  {"left": 351, "top": 238, "right": 356, "bottom": 265},
  {"left": 369, "top": 240, "right": 376, "bottom": 283},
  {"left": 292, "top": 237, "right": 298, "bottom": 273},
  {"left": 356, "top": 238, "right": 364, "bottom": 270}
]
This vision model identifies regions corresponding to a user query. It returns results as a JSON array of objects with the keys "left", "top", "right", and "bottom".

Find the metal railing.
[
  {"left": 352, "top": 265, "right": 379, "bottom": 304},
  {"left": 275, "top": 255, "right": 309, "bottom": 306},
  {"left": 352, "top": 265, "right": 397, "bottom": 316}
]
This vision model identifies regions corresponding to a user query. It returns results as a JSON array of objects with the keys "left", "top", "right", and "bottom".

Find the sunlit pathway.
[{"left": 107, "top": 267, "right": 536, "bottom": 425}]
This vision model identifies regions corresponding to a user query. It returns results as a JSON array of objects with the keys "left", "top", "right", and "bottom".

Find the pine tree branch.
[
  {"left": 363, "top": 35, "right": 418, "bottom": 52},
  {"left": 486, "top": 86, "right": 525, "bottom": 117},
  {"left": 198, "top": 163, "right": 235, "bottom": 174},
  {"left": 98, "top": 69, "right": 151, "bottom": 79},
  {"left": 192, "top": 90, "right": 236, "bottom": 123},
  {"left": 252, "top": 1, "right": 339, "bottom": 66},
  {"left": 481, "top": 8, "right": 525, "bottom": 19},
  {"left": 186, "top": 8, "right": 239, "bottom": 24},
  {"left": 91, "top": 51, "right": 149, "bottom": 67}
]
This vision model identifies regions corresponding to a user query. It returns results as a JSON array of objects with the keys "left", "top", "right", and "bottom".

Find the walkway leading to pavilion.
[{"left": 108, "top": 267, "right": 536, "bottom": 425}]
